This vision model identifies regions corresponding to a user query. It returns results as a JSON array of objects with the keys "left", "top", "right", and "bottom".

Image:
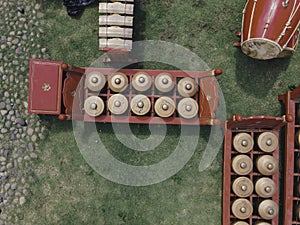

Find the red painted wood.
[
  {"left": 223, "top": 115, "right": 285, "bottom": 225},
  {"left": 28, "top": 59, "right": 222, "bottom": 125},
  {"left": 279, "top": 85, "right": 300, "bottom": 225},
  {"left": 28, "top": 59, "right": 63, "bottom": 114}
]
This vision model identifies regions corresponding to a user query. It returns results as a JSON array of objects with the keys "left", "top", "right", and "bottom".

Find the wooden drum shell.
[{"left": 241, "top": 0, "right": 300, "bottom": 59}]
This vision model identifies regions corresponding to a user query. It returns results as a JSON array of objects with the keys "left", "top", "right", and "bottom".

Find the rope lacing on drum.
[{"left": 277, "top": 0, "right": 300, "bottom": 43}]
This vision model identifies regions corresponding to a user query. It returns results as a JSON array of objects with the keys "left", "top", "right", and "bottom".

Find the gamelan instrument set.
[{"left": 27, "top": 0, "right": 300, "bottom": 225}]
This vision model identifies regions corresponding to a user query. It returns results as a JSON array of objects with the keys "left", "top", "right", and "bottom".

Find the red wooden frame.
[
  {"left": 278, "top": 85, "right": 300, "bottom": 225},
  {"left": 223, "top": 114, "right": 288, "bottom": 225},
  {"left": 28, "top": 59, "right": 222, "bottom": 126}
]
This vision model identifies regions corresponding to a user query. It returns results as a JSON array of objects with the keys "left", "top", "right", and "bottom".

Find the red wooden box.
[{"left": 222, "top": 114, "right": 289, "bottom": 225}]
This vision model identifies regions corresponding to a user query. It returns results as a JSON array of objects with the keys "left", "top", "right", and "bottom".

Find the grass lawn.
[{"left": 18, "top": 0, "right": 300, "bottom": 224}]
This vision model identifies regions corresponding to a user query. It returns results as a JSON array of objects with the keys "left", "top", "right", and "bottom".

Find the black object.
[
  {"left": 17, "top": 7, "right": 25, "bottom": 14},
  {"left": 63, "top": 0, "right": 96, "bottom": 16}
]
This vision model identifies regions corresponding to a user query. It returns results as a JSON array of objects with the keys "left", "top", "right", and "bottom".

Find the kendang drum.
[{"left": 240, "top": 0, "right": 300, "bottom": 60}]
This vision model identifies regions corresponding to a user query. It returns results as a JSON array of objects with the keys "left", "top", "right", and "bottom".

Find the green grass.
[{"left": 18, "top": 0, "right": 300, "bottom": 224}]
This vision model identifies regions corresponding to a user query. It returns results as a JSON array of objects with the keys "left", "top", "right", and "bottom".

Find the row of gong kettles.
[
  {"left": 83, "top": 71, "right": 200, "bottom": 119},
  {"left": 230, "top": 131, "right": 279, "bottom": 225}
]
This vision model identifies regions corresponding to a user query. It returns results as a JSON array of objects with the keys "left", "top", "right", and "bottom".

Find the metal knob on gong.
[
  {"left": 132, "top": 72, "right": 152, "bottom": 92},
  {"left": 130, "top": 94, "right": 151, "bottom": 116},
  {"left": 232, "top": 154, "right": 253, "bottom": 175},
  {"left": 85, "top": 71, "right": 106, "bottom": 92},
  {"left": 255, "top": 177, "right": 276, "bottom": 198},
  {"left": 256, "top": 155, "right": 277, "bottom": 176},
  {"left": 233, "top": 133, "right": 254, "bottom": 153},
  {"left": 231, "top": 198, "right": 253, "bottom": 220},
  {"left": 177, "top": 98, "right": 199, "bottom": 119},
  {"left": 257, "top": 132, "right": 278, "bottom": 153},
  {"left": 258, "top": 199, "right": 278, "bottom": 220},
  {"left": 108, "top": 72, "right": 128, "bottom": 92},
  {"left": 154, "top": 96, "right": 175, "bottom": 118},
  {"left": 108, "top": 94, "right": 128, "bottom": 115},
  {"left": 232, "top": 176, "right": 253, "bottom": 197},
  {"left": 177, "top": 77, "right": 198, "bottom": 97},
  {"left": 84, "top": 96, "right": 104, "bottom": 117},
  {"left": 154, "top": 73, "right": 174, "bottom": 93}
]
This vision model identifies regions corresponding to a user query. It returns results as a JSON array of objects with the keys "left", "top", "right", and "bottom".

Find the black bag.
[{"left": 63, "top": 0, "right": 96, "bottom": 16}]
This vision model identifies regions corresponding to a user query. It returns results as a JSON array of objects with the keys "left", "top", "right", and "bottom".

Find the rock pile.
[{"left": 0, "top": 0, "right": 49, "bottom": 223}]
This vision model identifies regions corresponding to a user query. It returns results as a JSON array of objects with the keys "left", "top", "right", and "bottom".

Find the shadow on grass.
[
  {"left": 37, "top": 0, "right": 98, "bottom": 19},
  {"left": 235, "top": 50, "right": 291, "bottom": 98}
]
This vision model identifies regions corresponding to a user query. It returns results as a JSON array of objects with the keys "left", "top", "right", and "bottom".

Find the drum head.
[
  {"left": 257, "top": 132, "right": 278, "bottom": 153},
  {"left": 86, "top": 71, "right": 106, "bottom": 92},
  {"left": 84, "top": 96, "right": 104, "bottom": 117},
  {"left": 255, "top": 177, "right": 276, "bottom": 198},
  {"left": 108, "top": 72, "right": 128, "bottom": 92},
  {"left": 258, "top": 200, "right": 278, "bottom": 220},
  {"left": 154, "top": 97, "right": 175, "bottom": 118},
  {"left": 177, "top": 98, "right": 199, "bottom": 119},
  {"left": 108, "top": 94, "right": 128, "bottom": 115},
  {"left": 231, "top": 198, "right": 253, "bottom": 220},
  {"left": 232, "top": 155, "right": 253, "bottom": 175},
  {"left": 130, "top": 94, "right": 151, "bottom": 116},
  {"left": 132, "top": 72, "right": 152, "bottom": 92},
  {"left": 232, "top": 177, "right": 253, "bottom": 198},
  {"left": 241, "top": 38, "right": 281, "bottom": 60},
  {"left": 177, "top": 77, "right": 198, "bottom": 97},
  {"left": 256, "top": 155, "right": 277, "bottom": 176},
  {"left": 154, "top": 73, "right": 174, "bottom": 93},
  {"left": 233, "top": 133, "right": 254, "bottom": 153}
]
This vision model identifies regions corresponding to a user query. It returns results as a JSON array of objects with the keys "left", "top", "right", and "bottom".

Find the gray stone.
[
  {"left": 0, "top": 102, "right": 5, "bottom": 109},
  {"left": 0, "top": 53, "right": 2, "bottom": 60},
  {"left": 30, "top": 153, "right": 37, "bottom": 159},
  {"left": 31, "top": 135, "right": 37, "bottom": 142},
  {"left": 11, "top": 183, "right": 16, "bottom": 190},
  {"left": 12, "top": 39, "right": 18, "bottom": 45},
  {"left": 0, "top": 157, "right": 6, "bottom": 162},
  {"left": 4, "top": 91, "right": 9, "bottom": 98},
  {"left": 28, "top": 143, "right": 33, "bottom": 151},
  {"left": 0, "top": 110, "right": 7, "bottom": 116},
  {"left": 15, "top": 47, "right": 21, "bottom": 54},
  {"left": 0, "top": 166, "right": 6, "bottom": 172},
  {"left": 19, "top": 196, "right": 25, "bottom": 205},
  {"left": 6, "top": 163, "right": 12, "bottom": 169},
  {"left": 35, "top": 4, "right": 41, "bottom": 10},
  {"left": 0, "top": 128, "right": 7, "bottom": 134},
  {"left": 4, "top": 183, "right": 10, "bottom": 191},
  {"left": 5, "top": 121, "right": 11, "bottom": 128},
  {"left": 15, "top": 118, "right": 26, "bottom": 126},
  {"left": 27, "top": 128, "right": 33, "bottom": 136},
  {"left": 10, "top": 133, "right": 16, "bottom": 140}
]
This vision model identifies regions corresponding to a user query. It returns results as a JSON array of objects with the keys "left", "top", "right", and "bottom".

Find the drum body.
[{"left": 241, "top": 0, "right": 300, "bottom": 60}]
